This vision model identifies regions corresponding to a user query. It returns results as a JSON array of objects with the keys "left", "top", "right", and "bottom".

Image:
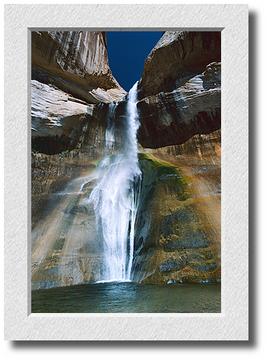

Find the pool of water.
[{"left": 32, "top": 282, "right": 221, "bottom": 313}]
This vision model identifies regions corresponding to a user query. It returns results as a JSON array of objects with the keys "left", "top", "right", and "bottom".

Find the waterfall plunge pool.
[{"left": 32, "top": 282, "right": 221, "bottom": 313}]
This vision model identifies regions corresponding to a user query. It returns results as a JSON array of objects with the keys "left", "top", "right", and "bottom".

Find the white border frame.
[{"left": 4, "top": 4, "right": 248, "bottom": 341}]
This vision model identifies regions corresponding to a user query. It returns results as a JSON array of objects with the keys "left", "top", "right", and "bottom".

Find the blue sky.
[{"left": 107, "top": 31, "right": 163, "bottom": 91}]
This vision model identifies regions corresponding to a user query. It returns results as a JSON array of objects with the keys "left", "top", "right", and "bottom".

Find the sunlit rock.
[{"left": 32, "top": 31, "right": 126, "bottom": 103}]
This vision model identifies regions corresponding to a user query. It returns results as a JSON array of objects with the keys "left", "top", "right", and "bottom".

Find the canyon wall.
[
  {"left": 132, "top": 31, "right": 221, "bottom": 284},
  {"left": 32, "top": 31, "right": 125, "bottom": 104},
  {"left": 133, "top": 131, "right": 221, "bottom": 284},
  {"left": 31, "top": 31, "right": 125, "bottom": 226},
  {"left": 137, "top": 31, "right": 221, "bottom": 148},
  {"left": 32, "top": 31, "right": 126, "bottom": 155}
]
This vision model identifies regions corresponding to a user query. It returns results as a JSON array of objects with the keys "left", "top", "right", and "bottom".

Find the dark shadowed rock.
[
  {"left": 190, "top": 262, "right": 218, "bottom": 272},
  {"left": 159, "top": 256, "right": 187, "bottom": 273},
  {"left": 163, "top": 231, "right": 210, "bottom": 250}
]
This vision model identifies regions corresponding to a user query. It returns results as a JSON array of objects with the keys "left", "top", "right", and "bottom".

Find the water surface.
[{"left": 32, "top": 282, "right": 221, "bottom": 313}]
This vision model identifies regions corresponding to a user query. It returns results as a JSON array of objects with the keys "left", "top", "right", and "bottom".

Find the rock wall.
[
  {"left": 31, "top": 31, "right": 126, "bottom": 155},
  {"left": 32, "top": 31, "right": 125, "bottom": 103},
  {"left": 133, "top": 31, "right": 221, "bottom": 285},
  {"left": 138, "top": 31, "right": 221, "bottom": 98},
  {"left": 133, "top": 130, "right": 221, "bottom": 284},
  {"left": 137, "top": 31, "right": 221, "bottom": 148},
  {"left": 137, "top": 62, "right": 221, "bottom": 148},
  {"left": 31, "top": 160, "right": 103, "bottom": 289},
  {"left": 31, "top": 30, "right": 126, "bottom": 235},
  {"left": 31, "top": 118, "right": 106, "bottom": 229}
]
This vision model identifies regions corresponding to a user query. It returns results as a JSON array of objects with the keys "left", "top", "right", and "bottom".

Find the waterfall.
[
  {"left": 89, "top": 82, "right": 141, "bottom": 282},
  {"left": 105, "top": 102, "right": 116, "bottom": 150}
]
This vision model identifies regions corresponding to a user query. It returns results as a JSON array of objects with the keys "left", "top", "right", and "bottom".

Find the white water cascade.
[{"left": 89, "top": 82, "right": 141, "bottom": 282}]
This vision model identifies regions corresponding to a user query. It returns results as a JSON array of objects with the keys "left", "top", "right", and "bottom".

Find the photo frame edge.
[{"left": 4, "top": 4, "right": 248, "bottom": 341}]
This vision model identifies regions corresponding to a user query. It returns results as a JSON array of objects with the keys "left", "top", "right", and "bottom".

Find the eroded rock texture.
[
  {"left": 32, "top": 31, "right": 126, "bottom": 103},
  {"left": 137, "top": 31, "right": 221, "bottom": 148},
  {"left": 31, "top": 31, "right": 126, "bottom": 155},
  {"left": 31, "top": 160, "right": 102, "bottom": 289},
  {"left": 133, "top": 130, "right": 221, "bottom": 284},
  {"left": 138, "top": 31, "right": 221, "bottom": 98},
  {"left": 31, "top": 80, "right": 92, "bottom": 154},
  {"left": 31, "top": 109, "right": 111, "bottom": 227}
]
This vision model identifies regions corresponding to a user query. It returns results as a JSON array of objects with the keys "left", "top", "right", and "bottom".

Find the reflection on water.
[{"left": 32, "top": 282, "right": 221, "bottom": 313}]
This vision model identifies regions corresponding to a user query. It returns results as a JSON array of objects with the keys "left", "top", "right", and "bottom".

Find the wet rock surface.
[
  {"left": 132, "top": 130, "right": 221, "bottom": 285},
  {"left": 159, "top": 256, "right": 188, "bottom": 273},
  {"left": 163, "top": 230, "right": 210, "bottom": 251}
]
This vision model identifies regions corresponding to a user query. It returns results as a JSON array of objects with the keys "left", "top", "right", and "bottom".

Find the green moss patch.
[{"left": 138, "top": 152, "right": 190, "bottom": 201}]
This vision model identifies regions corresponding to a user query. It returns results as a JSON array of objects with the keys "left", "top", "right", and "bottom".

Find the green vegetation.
[{"left": 138, "top": 152, "right": 190, "bottom": 201}]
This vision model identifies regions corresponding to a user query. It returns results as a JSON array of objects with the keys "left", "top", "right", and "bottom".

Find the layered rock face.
[
  {"left": 31, "top": 120, "right": 107, "bottom": 229},
  {"left": 32, "top": 31, "right": 125, "bottom": 103},
  {"left": 131, "top": 31, "right": 221, "bottom": 284},
  {"left": 137, "top": 31, "right": 221, "bottom": 148},
  {"left": 133, "top": 130, "right": 221, "bottom": 284},
  {"left": 31, "top": 80, "right": 92, "bottom": 154},
  {"left": 138, "top": 31, "right": 221, "bottom": 98},
  {"left": 31, "top": 31, "right": 125, "bottom": 233},
  {"left": 32, "top": 162, "right": 103, "bottom": 289},
  {"left": 32, "top": 31, "right": 126, "bottom": 155}
]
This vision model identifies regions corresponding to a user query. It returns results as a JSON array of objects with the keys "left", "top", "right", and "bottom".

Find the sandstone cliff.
[
  {"left": 31, "top": 31, "right": 127, "bottom": 227},
  {"left": 138, "top": 31, "right": 221, "bottom": 98},
  {"left": 137, "top": 31, "right": 221, "bottom": 148},
  {"left": 133, "top": 130, "right": 221, "bottom": 285},
  {"left": 32, "top": 31, "right": 125, "bottom": 103},
  {"left": 132, "top": 31, "right": 221, "bottom": 284},
  {"left": 32, "top": 31, "right": 126, "bottom": 155}
]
